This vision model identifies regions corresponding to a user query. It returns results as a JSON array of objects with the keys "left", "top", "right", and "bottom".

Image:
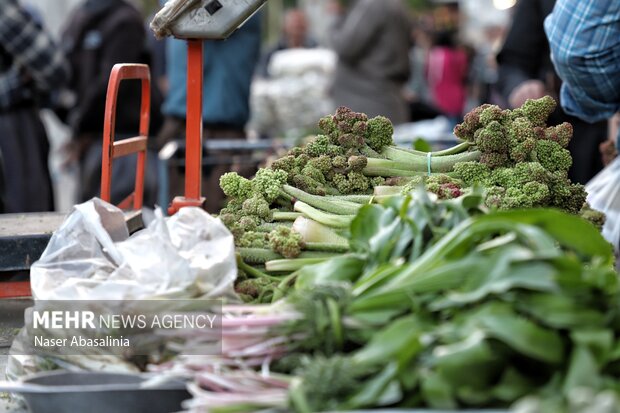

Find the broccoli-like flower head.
[
  {"left": 334, "top": 106, "right": 368, "bottom": 130},
  {"left": 453, "top": 161, "right": 491, "bottom": 185},
  {"left": 522, "top": 181, "right": 551, "bottom": 205},
  {"left": 544, "top": 122, "right": 573, "bottom": 148},
  {"left": 500, "top": 183, "right": 551, "bottom": 209},
  {"left": 235, "top": 278, "right": 274, "bottom": 300},
  {"left": 332, "top": 155, "right": 348, "bottom": 171},
  {"left": 490, "top": 167, "right": 514, "bottom": 188},
  {"left": 507, "top": 117, "right": 537, "bottom": 162},
  {"left": 401, "top": 176, "right": 425, "bottom": 195},
  {"left": 268, "top": 226, "right": 304, "bottom": 259},
  {"left": 305, "top": 135, "right": 333, "bottom": 158},
  {"left": 454, "top": 104, "right": 491, "bottom": 141},
  {"left": 475, "top": 120, "right": 509, "bottom": 153},
  {"left": 333, "top": 171, "right": 370, "bottom": 194},
  {"left": 271, "top": 155, "right": 297, "bottom": 173},
  {"left": 512, "top": 162, "right": 550, "bottom": 185},
  {"left": 306, "top": 155, "right": 333, "bottom": 175},
  {"left": 479, "top": 105, "right": 509, "bottom": 126},
  {"left": 547, "top": 173, "right": 587, "bottom": 214},
  {"left": 348, "top": 155, "right": 368, "bottom": 172},
  {"left": 242, "top": 195, "right": 272, "bottom": 220},
  {"left": 318, "top": 115, "right": 338, "bottom": 138},
  {"left": 521, "top": 96, "right": 557, "bottom": 127},
  {"left": 238, "top": 215, "right": 261, "bottom": 232},
  {"left": 295, "top": 154, "right": 311, "bottom": 169},
  {"left": 293, "top": 174, "right": 327, "bottom": 196},
  {"left": 370, "top": 176, "right": 386, "bottom": 187},
  {"left": 288, "top": 147, "right": 304, "bottom": 157},
  {"left": 218, "top": 212, "right": 238, "bottom": 228},
  {"left": 220, "top": 172, "right": 253, "bottom": 199},
  {"left": 238, "top": 231, "right": 269, "bottom": 249},
  {"left": 480, "top": 151, "right": 511, "bottom": 169},
  {"left": 580, "top": 204, "right": 606, "bottom": 230},
  {"left": 485, "top": 186, "right": 506, "bottom": 209},
  {"left": 302, "top": 164, "right": 327, "bottom": 185},
  {"left": 426, "top": 175, "right": 464, "bottom": 200},
  {"left": 338, "top": 133, "right": 365, "bottom": 149},
  {"left": 253, "top": 168, "right": 288, "bottom": 203},
  {"left": 534, "top": 140, "right": 572, "bottom": 174},
  {"left": 366, "top": 116, "right": 394, "bottom": 151}
]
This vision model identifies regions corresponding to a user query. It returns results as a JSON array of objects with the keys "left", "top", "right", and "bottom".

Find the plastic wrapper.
[
  {"left": 586, "top": 157, "right": 620, "bottom": 253},
  {"left": 7, "top": 198, "right": 238, "bottom": 381},
  {"left": 250, "top": 48, "right": 336, "bottom": 138}
]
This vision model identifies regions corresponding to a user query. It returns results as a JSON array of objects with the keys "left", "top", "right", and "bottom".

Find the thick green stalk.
[
  {"left": 294, "top": 201, "right": 355, "bottom": 229},
  {"left": 293, "top": 217, "right": 350, "bottom": 246},
  {"left": 257, "top": 222, "right": 293, "bottom": 232},
  {"left": 304, "top": 242, "right": 350, "bottom": 253},
  {"left": 387, "top": 141, "right": 472, "bottom": 158},
  {"left": 236, "top": 255, "right": 282, "bottom": 282},
  {"left": 266, "top": 257, "right": 334, "bottom": 272},
  {"left": 373, "top": 186, "right": 402, "bottom": 197},
  {"left": 273, "top": 212, "right": 303, "bottom": 221},
  {"left": 367, "top": 151, "right": 482, "bottom": 174},
  {"left": 238, "top": 248, "right": 338, "bottom": 265},
  {"left": 362, "top": 167, "right": 427, "bottom": 177},
  {"left": 326, "top": 195, "right": 374, "bottom": 204},
  {"left": 282, "top": 185, "right": 361, "bottom": 215}
]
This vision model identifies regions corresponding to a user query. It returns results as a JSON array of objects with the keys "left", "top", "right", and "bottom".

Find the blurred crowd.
[{"left": 0, "top": 0, "right": 617, "bottom": 214}]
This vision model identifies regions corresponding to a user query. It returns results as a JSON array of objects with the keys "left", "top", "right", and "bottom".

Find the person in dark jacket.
[
  {"left": 329, "top": 0, "right": 412, "bottom": 125},
  {"left": 0, "top": 0, "right": 69, "bottom": 213},
  {"left": 57, "top": 0, "right": 163, "bottom": 206},
  {"left": 496, "top": 0, "right": 607, "bottom": 184}
]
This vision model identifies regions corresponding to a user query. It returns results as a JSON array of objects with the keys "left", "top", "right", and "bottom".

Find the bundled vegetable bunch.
[
  {"left": 161, "top": 192, "right": 619, "bottom": 413},
  {"left": 218, "top": 98, "right": 605, "bottom": 301}
]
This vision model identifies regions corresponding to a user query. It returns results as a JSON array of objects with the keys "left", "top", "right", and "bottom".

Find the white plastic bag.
[
  {"left": 8, "top": 198, "right": 238, "bottom": 381},
  {"left": 30, "top": 198, "right": 237, "bottom": 300},
  {"left": 586, "top": 157, "right": 620, "bottom": 252}
]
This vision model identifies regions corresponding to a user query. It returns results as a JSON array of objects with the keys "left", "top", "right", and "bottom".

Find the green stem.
[
  {"left": 367, "top": 151, "right": 482, "bottom": 174},
  {"left": 326, "top": 195, "right": 374, "bottom": 204},
  {"left": 362, "top": 167, "right": 427, "bottom": 177},
  {"left": 373, "top": 186, "right": 403, "bottom": 197},
  {"left": 292, "top": 217, "right": 350, "bottom": 246},
  {"left": 266, "top": 256, "right": 334, "bottom": 272},
  {"left": 282, "top": 185, "right": 361, "bottom": 215},
  {"left": 304, "top": 242, "right": 350, "bottom": 253},
  {"left": 272, "top": 271, "right": 300, "bottom": 302},
  {"left": 238, "top": 248, "right": 338, "bottom": 264},
  {"left": 389, "top": 141, "right": 472, "bottom": 157},
  {"left": 236, "top": 255, "right": 282, "bottom": 282},
  {"left": 273, "top": 212, "right": 303, "bottom": 221},
  {"left": 257, "top": 222, "right": 293, "bottom": 233},
  {"left": 294, "top": 201, "right": 355, "bottom": 229}
]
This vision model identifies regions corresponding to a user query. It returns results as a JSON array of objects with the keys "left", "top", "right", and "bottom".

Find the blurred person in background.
[
  {"left": 426, "top": 30, "right": 469, "bottom": 126},
  {"left": 497, "top": 0, "right": 607, "bottom": 184},
  {"left": 0, "top": 0, "right": 69, "bottom": 213},
  {"left": 157, "top": 11, "right": 262, "bottom": 213},
  {"left": 257, "top": 8, "right": 317, "bottom": 78},
  {"left": 406, "top": 23, "right": 442, "bottom": 122},
  {"left": 545, "top": 0, "right": 620, "bottom": 169},
  {"left": 328, "top": 0, "right": 412, "bottom": 125},
  {"left": 56, "top": 0, "right": 163, "bottom": 206}
]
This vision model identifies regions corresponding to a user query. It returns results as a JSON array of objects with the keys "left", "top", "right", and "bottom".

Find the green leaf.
[
  {"left": 492, "top": 367, "right": 536, "bottom": 402},
  {"left": 413, "top": 138, "right": 433, "bottom": 152},
  {"left": 475, "top": 302, "right": 566, "bottom": 364},
  {"left": 563, "top": 345, "right": 600, "bottom": 395},
  {"left": 295, "top": 254, "right": 365, "bottom": 290},
  {"left": 352, "top": 316, "right": 424, "bottom": 366},
  {"left": 420, "top": 370, "right": 457, "bottom": 409},
  {"left": 518, "top": 293, "right": 607, "bottom": 330},
  {"left": 345, "top": 363, "right": 400, "bottom": 409}
]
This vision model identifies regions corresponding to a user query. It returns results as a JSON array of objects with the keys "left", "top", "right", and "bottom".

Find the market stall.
[{"left": 2, "top": 0, "right": 620, "bottom": 412}]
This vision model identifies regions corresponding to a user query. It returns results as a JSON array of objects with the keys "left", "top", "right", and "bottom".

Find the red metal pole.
[
  {"left": 185, "top": 39, "right": 204, "bottom": 200},
  {"left": 169, "top": 39, "right": 207, "bottom": 214}
]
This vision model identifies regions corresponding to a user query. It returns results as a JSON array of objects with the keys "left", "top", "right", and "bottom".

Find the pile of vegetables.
[
  {"left": 217, "top": 98, "right": 604, "bottom": 302},
  {"left": 158, "top": 190, "right": 619, "bottom": 413}
]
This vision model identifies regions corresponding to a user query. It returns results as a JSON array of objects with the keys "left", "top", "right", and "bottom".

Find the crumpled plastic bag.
[
  {"left": 586, "top": 157, "right": 620, "bottom": 253},
  {"left": 7, "top": 198, "right": 238, "bottom": 381}
]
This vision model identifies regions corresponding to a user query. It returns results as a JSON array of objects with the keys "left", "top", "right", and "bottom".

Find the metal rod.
[{"left": 185, "top": 39, "right": 204, "bottom": 201}]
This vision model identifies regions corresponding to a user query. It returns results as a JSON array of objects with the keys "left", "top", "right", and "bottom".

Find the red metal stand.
[
  {"left": 101, "top": 64, "right": 151, "bottom": 210},
  {"left": 0, "top": 281, "right": 32, "bottom": 298},
  {"left": 169, "top": 39, "right": 208, "bottom": 214}
]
